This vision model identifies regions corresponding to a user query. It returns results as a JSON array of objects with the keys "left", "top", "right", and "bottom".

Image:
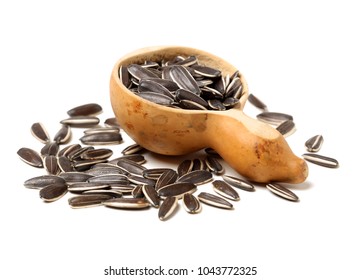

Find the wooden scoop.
[{"left": 110, "top": 46, "right": 308, "bottom": 183}]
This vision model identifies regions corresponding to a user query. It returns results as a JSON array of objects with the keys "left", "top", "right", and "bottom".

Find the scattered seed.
[
  {"left": 83, "top": 127, "right": 120, "bottom": 135},
  {"left": 132, "top": 185, "right": 144, "bottom": 198},
  {"left": 104, "top": 117, "right": 121, "bottom": 128},
  {"left": 177, "top": 170, "right": 212, "bottom": 185},
  {"left": 177, "top": 159, "right": 193, "bottom": 177},
  {"left": 59, "top": 172, "right": 94, "bottom": 184},
  {"left": 17, "top": 147, "right": 43, "bottom": 168},
  {"left": 222, "top": 174, "right": 255, "bottom": 192},
  {"left": 143, "top": 168, "right": 175, "bottom": 180},
  {"left": 257, "top": 112, "right": 293, "bottom": 125},
  {"left": 80, "top": 132, "right": 122, "bottom": 145},
  {"left": 276, "top": 120, "right": 296, "bottom": 137},
  {"left": 57, "top": 156, "right": 74, "bottom": 172},
  {"left": 102, "top": 197, "right": 150, "bottom": 209},
  {"left": 128, "top": 175, "right": 156, "bottom": 187},
  {"left": 39, "top": 183, "right": 68, "bottom": 202},
  {"left": 53, "top": 125, "right": 72, "bottom": 144},
  {"left": 40, "top": 141, "right": 59, "bottom": 157},
  {"left": 155, "top": 169, "right": 178, "bottom": 191},
  {"left": 67, "top": 182, "right": 110, "bottom": 193},
  {"left": 142, "top": 185, "right": 160, "bottom": 208},
  {"left": 122, "top": 143, "right": 144, "bottom": 155},
  {"left": 302, "top": 153, "right": 339, "bottom": 168},
  {"left": 198, "top": 192, "right": 233, "bottom": 209},
  {"left": 205, "top": 156, "right": 224, "bottom": 175},
  {"left": 80, "top": 148, "right": 113, "bottom": 160},
  {"left": 157, "top": 182, "right": 197, "bottom": 198},
  {"left": 87, "top": 174, "right": 128, "bottom": 185},
  {"left": 68, "top": 194, "right": 113, "bottom": 208},
  {"left": 24, "top": 175, "right": 65, "bottom": 189},
  {"left": 43, "top": 155, "right": 59, "bottom": 175},
  {"left": 116, "top": 158, "right": 146, "bottom": 175},
  {"left": 305, "top": 135, "right": 324, "bottom": 152},
  {"left": 67, "top": 103, "right": 103, "bottom": 117},
  {"left": 248, "top": 93, "right": 268, "bottom": 111},
  {"left": 266, "top": 183, "right": 299, "bottom": 202},
  {"left": 212, "top": 180, "right": 240, "bottom": 201},
  {"left": 31, "top": 122, "right": 50, "bottom": 144},
  {"left": 183, "top": 193, "right": 201, "bottom": 213},
  {"left": 158, "top": 196, "right": 178, "bottom": 221},
  {"left": 60, "top": 116, "right": 100, "bottom": 127}
]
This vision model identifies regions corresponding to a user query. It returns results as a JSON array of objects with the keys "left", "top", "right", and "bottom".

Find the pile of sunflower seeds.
[{"left": 119, "top": 55, "right": 243, "bottom": 111}]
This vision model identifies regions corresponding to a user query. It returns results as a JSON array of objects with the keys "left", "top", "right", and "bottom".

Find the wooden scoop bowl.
[{"left": 110, "top": 46, "right": 308, "bottom": 183}]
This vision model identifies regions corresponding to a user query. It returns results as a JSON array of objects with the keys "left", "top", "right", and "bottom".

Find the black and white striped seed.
[
  {"left": 302, "top": 153, "right": 339, "bottom": 168},
  {"left": 17, "top": 147, "right": 43, "bottom": 168},
  {"left": 198, "top": 192, "right": 233, "bottom": 209},
  {"left": 67, "top": 103, "right": 103, "bottom": 117},
  {"left": 266, "top": 183, "right": 299, "bottom": 202},
  {"left": 305, "top": 135, "right": 324, "bottom": 152},
  {"left": 222, "top": 174, "right": 255, "bottom": 192},
  {"left": 39, "top": 183, "right": 68, "bottom": 202},
  {"left": 212, "top": 180, "right": 240, "bottom": 201},
  {"left": 183, "top": 193, "right": 201, "bottom": 214},
  {"left": 31, "top": 122, "right": 50, "bottom": 144},
  {"left": 158, "top": 196, "right": 178, "bottom": 221}
]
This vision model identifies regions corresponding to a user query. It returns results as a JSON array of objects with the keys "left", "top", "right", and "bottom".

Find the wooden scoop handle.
[{"left": 205, "top": 111, "right": 308, "bottom": 183}]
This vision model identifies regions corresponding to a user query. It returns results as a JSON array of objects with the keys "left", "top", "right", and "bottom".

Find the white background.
[{"left": 1, "top": 0, "right": 360, "bottom": 279}]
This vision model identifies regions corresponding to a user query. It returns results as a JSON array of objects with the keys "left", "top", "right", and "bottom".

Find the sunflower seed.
[
  {"left": 57, "top": 156, "right": 74, "bottom": 172},
  {"left": 170, "top": 65, "right": 201, "bottom": 95},
  {"left": 138, "top": 91, "right": 174, "bottom": 106},
  {"left": 128, "top": 175, "right": 156, "bottom": 187},
  {"left": 67, "top": 182, "right": 110, "bottom": 193},
  {"left": 205, "top": 156, "right": 224, "bottom": 175},
  {"left": 68, "top": 194, "right": 113, "bottom": 208},
  {"left": 157, "top": 182, "right": 197, "bottom": 198},
  {"left": 138, "top": 79, "right": 174, "bottom": 98},
  {"left": 198, "top": 192, "right": 233, "bottom": 209},
  {"left": 175, "top": 88, "right": 208, "bottom": 108},
  {"left": 208, "top": 99, "right": 226, "bottom": 111},
  {"left": 158, "top": 196, "right": 178, "bottom": 221},
  {"left": 58, "top": 144, "right": 82, "bottom": 158},
  {"left": 53, "top": 125, "right": 72, "bottom": 144},
  {"left": 31, "top": 122, "right": 50, "bottom": 144},
  {"left": 104, "top": 117, "right": 121, "bottom": 128},
  {"left": 191, "top": 65, "right": 221, "bottom": 78},
  {"left": 87, "top": 174, "right": 128, "bottom": 185},
  {"left": 83, "top": 189, "right": 123, "bottom": 197},
  {"left": 80, "top": 132, "right": 122, "bottom": 145},
  {"left": 141, "top": 78, "right": 179, "bottom": 92},
  {"left": 132, "top": 185, "right": 144, "bottom": 198},
  {"left": 177, "top": 170, "right": 212, "bottom": 185},
  {"left": 67, "top": 103, "right": 103, "bottom": 117},
  {"left": 143, "top": 168, "right": 175, "bottom": 180},
  {"left": 248, "top": 93, "right": 268, "bottom": 111},
  {"left": 257, "top": 112, "right": 293, "bottom": 125},
  {"left": 174, "top": 55, "right": 198, "bottom": 67},
  {"left": 39, "top": 183, "right": 68, "bottom": 202},
  {"left": 212, "top": 180, "right": 239, "bottom": 201},
  {"left": 109, "top": 184, "right": 135, "bottom": 194},
  {"left": 17, "top": 147, "right": 43, "bottom": 168},
  {"left": 302, "top": 153, "right": 339, "bottom": 168},
  {"left": 222, "top": 97, "right": 240, "bottom": 108},
  {"left": 122, "top": 143, "right": 144, "bottom": 155},
  {"left": 128, "top": 64, "right": 159, "bottom": 80},
  {"left": 177, "top": 159, "right": 193, "bottom": 177},
  {"left": 204, "top": 148, "right": 220, "bottom": 157},
  {"left": 222, "top": 174, "right": 255, "bottom": 192},
  {"left": 119, "top": 66, "right": 131, "bottom": 88},
  {"left": 60, "top": 116, "right": 100, "bottom": 127},
  {"left": 43, "top": 155, "right": 59, "bottom": 175},
  {"left": 192, "top": 158, "right": 205, "bottom": 171},
  {"left": 80, "top": 148, "right": 113, "bottom": 160},
  {"left": 183, "top": 193, "right": 201, "bottom": 214},
  {"left": 83, "top": 127, "right": 120, "bottom": 135},
  {"left": 68, "top": 146, "right": 94, "bottom": 160},
  {"left": 142, "top": 185, "right": 160, "bottom": 208},
  {"left": 40, "top": 141, "right": 59, "bottom": 157},
  {"left": 110, "top": 154, "right": 146, "bottom": 165},
  {"left": 155, "top": 169, "right": 178, "bottom": 191},
  {"left": 305, "top": 135, "right": 324, "bottom": 152},
  {"left": 102, "top": 197, "right": 150, "bottom": 209},
  {"left": 276, "top": 120, "right": 296, "bottom": 137},
  {"left": 225, "top": 77, "right": 242, "bottom": 98},
  {"left": 116, "top": 158, "right": 146, "bottom": 175},
  {"left": 178, "top": 99, "right": 207, "bottom": 110},
  {"left": 24, "top": 175, "right": 65, "bottom": 189},
  {"left": 59, "top": 172, "right": 94, "bottom": 184},
  {"left": 85, "top": 166, "right": 126, "bottom": 176},
  {"left": 266, "top": 183, "right": 299, "bottom": 202},
  {"left": 73, "top": 158, "right": 108, "bottom": 171}
]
